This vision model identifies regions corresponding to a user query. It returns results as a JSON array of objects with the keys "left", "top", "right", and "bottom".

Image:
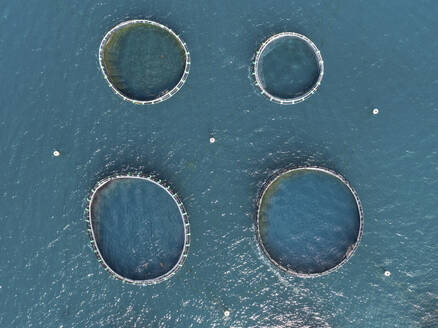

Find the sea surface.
[{"left": 1, "top": 1, "right": 437, "bottom": 327}]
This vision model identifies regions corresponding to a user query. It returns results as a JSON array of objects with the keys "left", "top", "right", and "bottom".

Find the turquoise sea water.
[
  {"left": 259, "top": 170, "right": 360, "bottom": 275},
  {"left": 91, "top": 178, "right": 185, "bottom": 280},
  {"left": 1, "top": 1, "right": 437, "bottom": 327}
]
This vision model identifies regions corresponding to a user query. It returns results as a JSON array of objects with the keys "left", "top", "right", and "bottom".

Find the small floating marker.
[
  {"left": 373, "top": 108, "right": 379, "bottom": 115},
  {"left": 53, "top": 150, "right": 60, "bottom": 157},
  {"left": 209, "top": 137, "right": 216, "bottom": 144},
  {"left": 384, "top": 270, "right": 391, "bottom": 277},
  {"left": 224, "top": 310, "right": 230, "bottom": 317}
]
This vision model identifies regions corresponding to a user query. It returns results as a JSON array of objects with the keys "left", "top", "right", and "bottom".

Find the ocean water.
[
  {"left": 91, "top": 178, "right": 185, "bottom": 281},
  {"left": 259, "top": 170, "right": 360, "bottom": 275},
  {"left": 0, "top": 1, "right": 437, "bottom": 327}
]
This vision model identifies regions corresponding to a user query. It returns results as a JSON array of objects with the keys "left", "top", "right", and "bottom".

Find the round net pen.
[
  {"left": 98, "top": 20, "right": 191, "bottom": 105},
  {"left": 85, "top": 172, "right": 190, "bottom": 285},
  {"left": 252, "top": 32, "right": 324, "bottom": 105},
  {"left": 255, "top": 166, "right": 364, "bottom": 278}
]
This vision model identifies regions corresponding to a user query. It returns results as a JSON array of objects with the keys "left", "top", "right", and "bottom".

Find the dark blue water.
[
  {"left": 259, "top": 170, "right": 360, "bottom": 274},
  {"left": 258, "top": 36, "right": 320, "bottom": 98},
  {"left": 103, "top": 23, "right": 186, "bottom": 101},
  {"left": 91, "top": 178, "right": 184, "bottom": 280},
  {"left": 1, "top": 1, "right": 437, "bottom": 327}
]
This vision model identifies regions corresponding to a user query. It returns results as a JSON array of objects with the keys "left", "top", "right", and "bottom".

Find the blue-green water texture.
[
  {"left": 91, "top": 178, "right": 184, "bottom": 280},
  {"left": 259, "top": 170, "right": 360, "bottom": 274},
  {"left": 1, "top": 1, "right": 437, "bottom": 327}
]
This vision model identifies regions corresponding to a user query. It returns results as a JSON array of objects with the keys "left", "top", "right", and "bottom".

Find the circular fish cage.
[
  {"left": 85, "top": 172, "right": 190, "bottom": 285},
  {"left": 255, "top": 166, "right": 363, "bottom": 278},
  {"left": 99, "top": 19, "right": 190, "bottom": 105},
  {"left": 252, "top": 32, "right": 324, "bottom": 105}
]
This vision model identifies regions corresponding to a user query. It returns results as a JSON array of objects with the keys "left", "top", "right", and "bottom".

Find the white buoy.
[
  {"left": 209, "top": 137, "right": 216, "bottom": 144},
  {"left": 224, "top": 310, "right": 230, "bottom": 317},
  {"left": 53, "top": 150, "right": 60, "bottom": 157},
  {"left": 384, "top": 270, "right": 391, "bottom": 277},
  {"left": 373, "top": 108, "right": 379, "bottom": 115}
]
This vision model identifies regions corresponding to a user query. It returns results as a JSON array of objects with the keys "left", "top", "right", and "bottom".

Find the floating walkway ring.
[
  {"left": 98, "top": 19, "right": 191, "bottom": 105},
  {"left": 255, "top": 166, "right": 364, "bottom": 278},
  {"left": 85, "top": 173, "right": 190, "bottom": 285},
  {"left": 253, "top": 32, "right": 324, "bottom": 105}
]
